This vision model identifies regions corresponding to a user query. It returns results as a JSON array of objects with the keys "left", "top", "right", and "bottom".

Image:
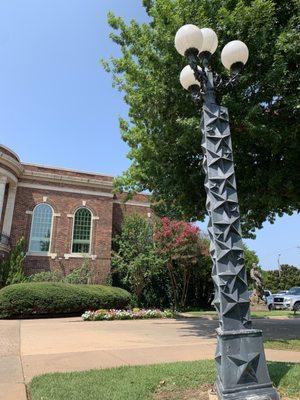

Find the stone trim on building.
[{"left": 17, "top": 182, "right": 113, "bottom": 198}]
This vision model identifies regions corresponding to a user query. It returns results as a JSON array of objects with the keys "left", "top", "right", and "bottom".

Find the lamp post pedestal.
[
  {"left": 215, "top": 329, "right": 279, "bottom": 400},
  {"left": 201, "top": 70, "right": 279, "bottom": 400}
]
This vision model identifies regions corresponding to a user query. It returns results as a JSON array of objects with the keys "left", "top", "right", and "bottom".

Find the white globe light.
[
  {"left": 179, "top": 65, "right": 201, "bottom": 90},
  {"left": 175, "top": 24, "right": 203, "bottom": 56},
  {"left": 200, "top": 28, "right": 218, "bottom": 55},
  {"left": 221, "top": 40, "right": 249, "bottom": 70}
]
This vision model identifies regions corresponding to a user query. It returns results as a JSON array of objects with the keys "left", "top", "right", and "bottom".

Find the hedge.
[{"left": 0, "top": 283, "right": 131, "bottom": 318}]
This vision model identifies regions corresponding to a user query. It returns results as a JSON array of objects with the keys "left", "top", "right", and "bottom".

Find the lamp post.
[{"left": 175, "top": 24, "right": 280, "bottom": 400}]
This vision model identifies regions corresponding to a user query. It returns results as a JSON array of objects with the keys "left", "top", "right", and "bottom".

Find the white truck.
[{"left": 272, "top": 287, "right": 300, "bottom": 312}]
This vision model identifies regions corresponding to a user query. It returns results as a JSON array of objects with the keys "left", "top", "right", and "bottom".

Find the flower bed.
[{"left": 82, "top": 308, "right": 175, "bottom": 321}]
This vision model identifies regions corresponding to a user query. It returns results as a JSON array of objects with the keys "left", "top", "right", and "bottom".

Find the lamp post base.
[
  {"left": 215, "top": 381, "right": 280, "bottom": 400},
  {"left": 214, "top": 328, "right": 280, "bottom": 400}
]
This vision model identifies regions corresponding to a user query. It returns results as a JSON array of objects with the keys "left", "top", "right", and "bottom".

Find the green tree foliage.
[
  {"left": 112, "top": 214, "right": 211, "bottom": 309},
  {"left": 0, "top": 237, "right": 26, "bottom": 287},
  {"left": 264, "top": 264, "right": 300, "bottom": 292},
  {"left": 112, "top": 214, "right": 163, "bottom": 304},
  {"left": 186, "top": 249, "right": 214, "bottom": 309},
  {"left": 104, "top": 0, "right": 300, "bottom": 236}
]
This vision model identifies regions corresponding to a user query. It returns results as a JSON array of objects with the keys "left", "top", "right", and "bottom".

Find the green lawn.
[
  {"left": 183, "top": 310, "right": 299, "bottom": 318},
  {"left": 264, "top": 339, "right": 300, "bottom": 352},
  {"left": 29, "top": 360, "right": 300, "bottom": 400},
  {"left": 252, "top": 310, "right": 299, "bottom": 318}
]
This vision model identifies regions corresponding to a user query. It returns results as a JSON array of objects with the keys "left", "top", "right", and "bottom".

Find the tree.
[
  {"left": 104, "top": 0, "right": 300, "bottom": 237},
  {"left": 264, "top": 264, "right": 300, "bottom": 292},
  {"left": 154, "top": 217, "right": 205, "bottom": 309},
  {"left": 186, "top": 244, "right": 214, "bottom": 309},
  {"left": 0, "top": 237, "right": 26, "bottom": 287},
  {"left": 112, "top": 214, "right": 162, "bottom": 304}
]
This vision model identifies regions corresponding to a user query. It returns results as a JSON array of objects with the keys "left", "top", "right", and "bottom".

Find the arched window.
[
  {"left": 29, "top": 204, "right": 53, "bottom": 253},
  {"left": 72, "top": 208, "right": 92, "bottom": 254}
]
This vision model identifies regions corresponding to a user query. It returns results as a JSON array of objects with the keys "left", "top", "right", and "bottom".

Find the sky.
[{"left": 0, "top": 1, "right": 299, "bottom": 270}]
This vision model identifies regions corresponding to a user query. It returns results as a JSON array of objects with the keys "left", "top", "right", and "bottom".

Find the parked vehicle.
[
  {"left": 263, "top": 290, "right": 272, "bottom": 298},
  {"left": 272, "top": 287, "right": 300, "bottom": 311},
  {"left": 267, "top": 290, "right": 289, "bottom": 310},
  {"left": 263, "top": 290, "right": 272, "bottom": 304}
]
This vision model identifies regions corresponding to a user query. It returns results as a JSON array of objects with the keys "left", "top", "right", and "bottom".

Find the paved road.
[
  {"left": 0, "top": 316, "right": 299, "bottom": 400},
  {"left": 175, "top": 317, "right": 300, "bottom": 340}
]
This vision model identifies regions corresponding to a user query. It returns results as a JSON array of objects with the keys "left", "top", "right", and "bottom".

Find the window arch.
[
  {"left": 72, "top": 208, "right": 92, "bottom": 254},
  {"left": 29, "top": 204, "right": 53, "bottom": 253}
]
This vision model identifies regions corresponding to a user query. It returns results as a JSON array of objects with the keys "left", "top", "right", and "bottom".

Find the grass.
[
  {"left": 264, "top": 339, "right": 300, "bottom": 352},
  {"left": 183, "top": 310, "right": 299, "bottom": 318},
  {"left": 29, "top": 360, "right": 300, "bottom": 400},
  {"left": 252, "top": 310, "right": 299, "bottom": 318}
]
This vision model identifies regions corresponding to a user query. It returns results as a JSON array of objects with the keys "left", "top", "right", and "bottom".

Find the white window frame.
[
  {"left": 28, "top": 203, "right": 54, "bottom": 255},
  {"left": 70, "top": 207, "right": 93, "bottom": 256}
]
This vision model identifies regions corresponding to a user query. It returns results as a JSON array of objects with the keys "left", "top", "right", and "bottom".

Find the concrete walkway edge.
[{"left": 0, "top": 317, "right": 299, "bottom": 400}]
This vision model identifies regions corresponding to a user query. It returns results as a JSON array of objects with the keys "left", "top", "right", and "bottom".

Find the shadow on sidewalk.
[
  {"left": 175, "top": 317, "right": 217, "bottom": 339},
  {"left": 170, "top": 316, "right": 300, "bottom": 341}
]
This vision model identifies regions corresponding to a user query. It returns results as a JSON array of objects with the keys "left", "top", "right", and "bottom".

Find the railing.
[{"left": 0, "top": 233, "right": 11, "bottom": 247}]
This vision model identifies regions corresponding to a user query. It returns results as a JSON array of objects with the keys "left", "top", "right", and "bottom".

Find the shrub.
[
  {"left": 27, "top": 271, "right": 62, "bottom": 283},
  {"left": 0, "top": 283, "right": 131, "bottom": 318},
  {"left": 63, "top": 259, "right": 91, "bottom": 284},
  {"left": 27, "top": 259, "right": 92, "bottom": 285},
  {"left": 112, "top": 214, "right": 162, "bottom": 304},
  {"left": 0, "top": 237, "right": 26, "bottom": 287}
]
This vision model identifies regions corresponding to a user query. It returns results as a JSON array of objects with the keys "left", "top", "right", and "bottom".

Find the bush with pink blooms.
[{"left": 82, "top": 308, "right": 175, "bottom": 321}]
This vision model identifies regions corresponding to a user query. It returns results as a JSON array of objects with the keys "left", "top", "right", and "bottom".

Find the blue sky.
[{"left": 0, "top": 1, "right": 299, "bottom": 270}]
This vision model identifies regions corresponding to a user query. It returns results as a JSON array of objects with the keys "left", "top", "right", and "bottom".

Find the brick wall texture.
[{"left": 5, "top": 162, "right": 151, "bottom": 284}]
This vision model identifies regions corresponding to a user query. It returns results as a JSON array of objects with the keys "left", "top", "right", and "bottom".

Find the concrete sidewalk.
[
  {"left": 1, "top": 317, "right": 300, "bottom": 400},
  {"left": 0, "top": 320, "right": 26, "bottom": 400}
]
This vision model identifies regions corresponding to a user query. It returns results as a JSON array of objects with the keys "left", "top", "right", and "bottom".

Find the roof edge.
[{"left": 22, "top": 162, "right": 115, "bottom": 179}]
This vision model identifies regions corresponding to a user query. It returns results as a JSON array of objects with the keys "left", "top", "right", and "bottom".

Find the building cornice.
[
  {"left": 21, "top": 169, "right": 114, "bottom": 190},
  {"left": 17, "top": 182, "right": 114, "bottom": 198},
  {"left": 0, "top": 144, "right": 20, "bottom": 161},
  {"left": 0, "top": 151, "right": 24, "bottom": 178},
  {"left": 0, "top": 166, "right": 18, "bottom": 184},
  {"left": 17, "top": 183, "right": 151, "bottom": 208},
  {"left": 22, "top": 162, "right": 114, "bottom": 178}
]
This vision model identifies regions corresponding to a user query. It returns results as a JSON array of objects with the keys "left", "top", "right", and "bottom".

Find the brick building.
[{"left": 0, "top": 144, "right": 151, "bottom": 283}]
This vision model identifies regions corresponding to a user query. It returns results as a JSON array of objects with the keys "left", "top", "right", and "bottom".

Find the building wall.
[
  {"left": 10, "top": 186, "right": 113, "bottom": 282},
  {"left": 9, "top": 186, "right": 150, "bottom": 283},
  {"left": 0, "top": 144, "right": 151, "bottom": 283},
  {"left": 0, "top": 184, "right": 8, "bottom": 233}
]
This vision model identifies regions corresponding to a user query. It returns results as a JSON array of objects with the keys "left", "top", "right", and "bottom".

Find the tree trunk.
[
  {"left": 180, "top": 269, "right": 191, "bottom": 310},
  {"left": 167, "top": 262, "right": 178, "bottom": 310}
]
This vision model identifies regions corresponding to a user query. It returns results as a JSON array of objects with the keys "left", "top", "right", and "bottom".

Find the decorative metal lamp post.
[{"left": 175, "top": 25, "right": 280, "bottom": 400}]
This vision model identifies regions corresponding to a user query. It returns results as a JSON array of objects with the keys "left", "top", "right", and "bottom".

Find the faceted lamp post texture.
[{"left": 175, "top": 25, "right": 280, "bottom": 400}]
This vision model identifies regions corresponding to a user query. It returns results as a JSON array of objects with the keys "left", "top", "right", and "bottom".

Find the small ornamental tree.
[
  {"left": 0, "top": 237, "right": 26, "bottom": 287},
  {"left": 112, "top": 214, "right": 162, "bottom": 304},
  {"left": 154, "top": 217, "right": 202, "bottom": 309}
]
